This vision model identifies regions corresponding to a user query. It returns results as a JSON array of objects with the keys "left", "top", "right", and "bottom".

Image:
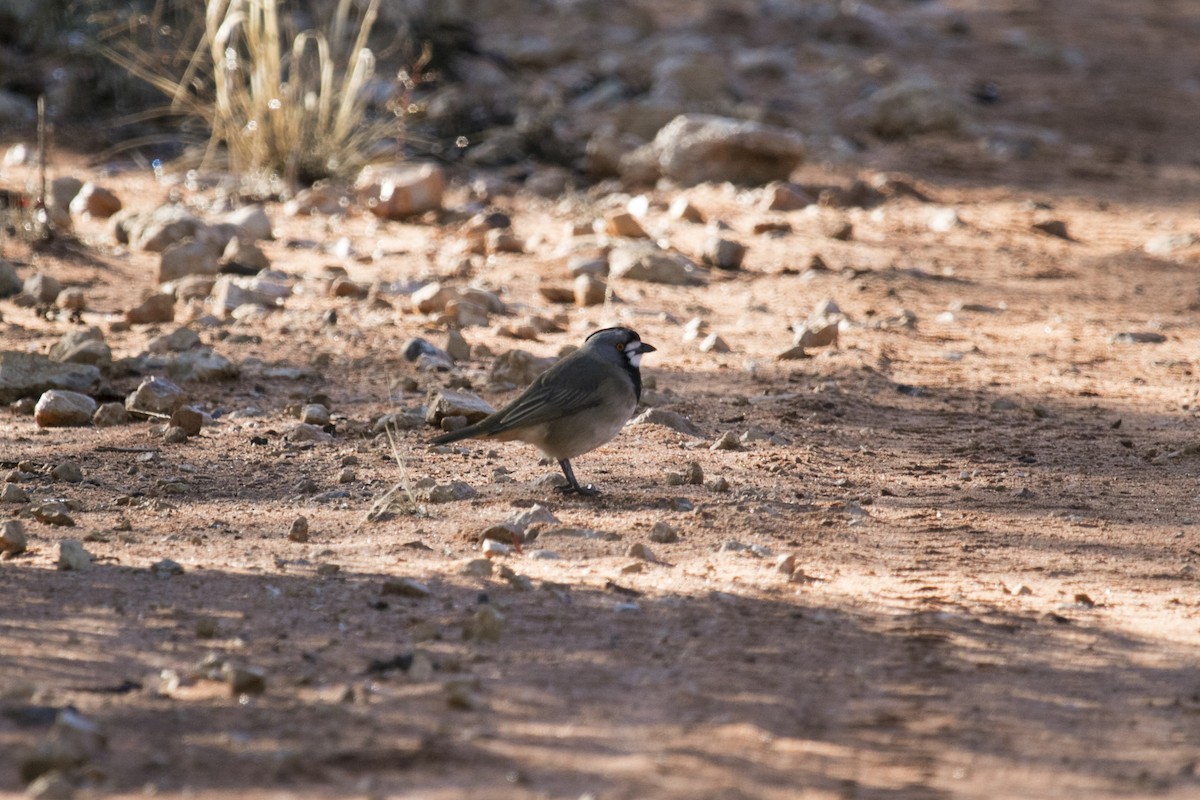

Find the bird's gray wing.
[{"left": 484, "top": 381, "right": 603, "bottom": 433}]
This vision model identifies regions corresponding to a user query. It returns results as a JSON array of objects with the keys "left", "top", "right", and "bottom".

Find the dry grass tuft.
[{"left": 104, "top": 0, "right": 414, "bottom": 186}]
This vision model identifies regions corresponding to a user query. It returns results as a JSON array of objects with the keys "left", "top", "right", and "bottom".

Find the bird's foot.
[{"left": 555, "top": 483, "right": 600, "bottom": 497}]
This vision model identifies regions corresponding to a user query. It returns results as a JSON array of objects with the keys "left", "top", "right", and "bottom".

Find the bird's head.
[{"left": 584, "top": 326, "right": 657, "bottom": 369}]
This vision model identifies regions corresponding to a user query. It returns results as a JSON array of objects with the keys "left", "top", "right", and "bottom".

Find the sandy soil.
[{"left": 3, "top": 1, "right": 1200, "bottom": 798}]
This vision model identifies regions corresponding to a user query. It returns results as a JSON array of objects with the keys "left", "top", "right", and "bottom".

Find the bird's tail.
[{"left": 429, "top": 419, "right": 493, "bottom": 445}]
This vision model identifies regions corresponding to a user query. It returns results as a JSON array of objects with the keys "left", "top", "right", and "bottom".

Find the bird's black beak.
[{"left": 633, "top": 341, "right": 656, "bottom": 354}]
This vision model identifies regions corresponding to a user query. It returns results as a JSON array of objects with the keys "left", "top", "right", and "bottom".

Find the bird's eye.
[{"left": 615, "top": 342, "right": 625, "bottom": 352}]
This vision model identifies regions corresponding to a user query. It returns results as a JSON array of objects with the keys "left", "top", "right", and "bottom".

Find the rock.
[
  {"left": 34, "top": 391, "right": 97, "bottom": 427},
  {"left": 793, "top": 322, "right": 839, "bottom": 350},
  {"left": 163, "top": 425, "right": 189, "bottom": 444},
  {"left": 48, "top": 328, "right": 110, "bottom": 367},
  {"left": 125, "top": 293, "right": 175, "bottom": 324},
  {"left": 175, "top": 274, "right": 217, "bottom": 302},
  {"left": 445, "top": 329, "right": 471, "bottom": 362},
  {"left": 489, "top": 349, "right": 556, "bottom": 387},
  {"left": 285, "top": 184, "right": 346, "bottom": 215},
  {"left": 33, "top": 502, "right": 76, "bottom": 527},
  {"left": 603, "top": 211, "right": 649, "bottom": 238},
  {"left": 927, "top": 207, "right": 961, "bottom": 232},
  {"left": 219, "top": 204, "right": 273, "bottom": 242},
  {"left": 626, "top": 542, "right": 655, "bottom": 561},
  {"left": 23, "top": 273, "right": 62, "bottom": 304},
  {"left": 92, "top": 402, "right": 129, "bottom": 427},
  {"left": 852, "top": 76, "right": 968, "bottom": 139},
  {"left": 222, "top": 663, "right": 266, "bottom": 695},
  {"left": 2, "top": 356, "right": 95, "bottom": 417},
  {"left": 682, "top": 317, "right": 709, "bottom": 343},
  {"left": 69, "top": 183, "right": 122, "bottom": 218},
  {"left": 299, "top": 403, "right": 330, "bottom": 426},
  {"left": 819, "top": 179, "right": 886, "bottom": 210},
  {"left": 170, "top": 406, "right": 204, "bottom": 436},
  {"left": 150, "top": 558, "right": 185, "bottom": 577},
  {"left": 208, "top": 275, "right": 281, "bottom": 315},
  {"left": 574, "top": 274, "right": 607, "bottom": 307},
  {"left": 461, "top": 287, "right": 508, "bottom": 314},
  {"left": 165, "top": 349, "right": 238, "bottom": 382},
  {"left": 762, "top": 181, "right": 814, "bottom": 211},
  {"left": 538, "top": 283, "right": 572, "bottom": 304},
  {"left": 426, "top": 389, "right": 495, "bottom": 427},
  {"left": 126, "top": 376, "right": 186, "bottom": 415},
  {"left": 49, "top": 335, "right": 109, "bottom": 367},
  {"left": 1144, "top": 233, "right": 1199, "bottom": 256},
  {"left": 403, "top": 337, "right": 452, "bottom": 364},
  {"left": 3, "top": 144, "right": 32, "bottom": 167},
  {"left": 499, "top": 567, "right": 533, "bottom": 591},
  {"left": 19, "top": 709, "right": 107, "bottom": 785},
  {"left": 668, "top": 196, "right": 705, "bottom": 223},
  {"left": 50, "top": 176, "right": 84, "bottom": 210},
  {"left": 462, "top": 606, "right": 504, "bottom": 642},
  {"left": 442, "top": 297, "right": 490, "bottom": 327},
  {"left": 57, "top": 540, "right": 93, "bottom": 571},
  {"left": 710, "top": 431, "right": 742, "bottom": 451},
  {"left": 286, "top": 422, "right": 332, "bottom": 443},
  {"left": 1, "top": 483, "right": 29, "bottom": 503},
  {"left": 1112, "top": 332, "right": 1167, "bottom": 344},
  {"left": 357, "top": 163, "right": 445, "bottom": 219},
  {"left": 649, "top": 521, "right": 679, "bottom": 544},
  {"left": 741, "top": 427, "right": 786, "bottom": 445},
  {"left": 698, "top": 333, "right": 731, "bottom": 353},
  {"left": 650, "top": 113, "right": 806, "bottom": 186},
  {"left": 508, "top": 504, "right": 559, "bottom": 531},
  {"left": 126, "top": 205, "right": 208, "bottom": 252},
  {"left": 146, "top": 327, "right": 201, "bottom": 354},
  {"left": 609, "top": 241, "right": 706, "bottom": 286},
  {"left": 50, "top": 461, "right": 83, "bottom": 482},
  {"left": 418, "top": 481, "right": 478, "bottom": 503},
  {"left": 460, "top": 558, "right": 493, "bottom": 578},
  {"left": 485, "top": 228, "right": 523, "bottom": 254},
  {"left": 0, "top": 520, "right": 27, "bottom": 556},
  {"left": 288, "top": 516, "right": 309, "bottom": 542},
  {"left": 701, "top": 234, "right": 747, "bottom": 270},
  {"left": 0, "top": 260, "right": 21, "bottom": 297},
  {"left": 629, "top": 408, "right": 704, "bottom": 437},
  {"left": 221, "top": 237, "right": 270, "bottom": 274},
  {"left": 481, "top": 538, "right": 512, "bottom": 556},
  {"left": 411, "top": 282, "right": 458, "bottom": 314},
  {"left": 540, "top": 525, "right": 620, "bottom": 541},
  {"left": 1032, "top": 219, "right": 1072, "bottom": 240},
  {"left": 55, "top": 288, "right": 87, "bottom": 313},
  {"left": 567, "top": 255, "right": 609, "bottom": 277},
  {"left": 326, "top": 276, "right": 367, "bottom": 299},
  {"left": 382, "top": 578, "right": 432, "bottom": 598},
  {"left": 481, "top": 522, "right": 524, "bottom": 546}
]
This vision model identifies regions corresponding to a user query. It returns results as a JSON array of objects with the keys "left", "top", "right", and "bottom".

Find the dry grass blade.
[
  {"left": 101, "top": 0, "right": 400, "bottom": 186},
  {"left": 365, "top": 422, "right": 425, "bottom": 522}
]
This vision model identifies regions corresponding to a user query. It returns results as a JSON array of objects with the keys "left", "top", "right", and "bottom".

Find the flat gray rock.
[
  {"left": 0, "top": 351, "right": 101, "bottom": 404},
  {"left": 652, "top": 113, "right": 805, "bottom": 186}
]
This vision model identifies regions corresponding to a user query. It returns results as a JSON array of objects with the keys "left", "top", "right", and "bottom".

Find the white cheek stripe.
[{"left": 627, "top": 352, "right": 643, "bottom": 368}]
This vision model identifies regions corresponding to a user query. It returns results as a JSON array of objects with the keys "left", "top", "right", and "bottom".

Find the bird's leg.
[{"left": 556, "top": 459, "right": 599, "bottom": 496}]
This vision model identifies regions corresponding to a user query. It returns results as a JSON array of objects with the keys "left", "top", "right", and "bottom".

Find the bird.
[{"left": 430, "top": 327, "right": 656, "bottom": 495}]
